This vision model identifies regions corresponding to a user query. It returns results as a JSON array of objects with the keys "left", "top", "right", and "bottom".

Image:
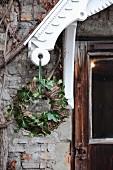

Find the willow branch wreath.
[
  {"left": 5, "top": 45, "right": 68, "bottom": 137},
  {"left": 6, "top": 52, "right": 68, "bottom": 137},
  {"left": 6, "top": 76, "right": 68, "bottom": 137}
]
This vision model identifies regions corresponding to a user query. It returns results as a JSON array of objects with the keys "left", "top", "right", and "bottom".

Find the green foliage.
[{"left": 7, "top": 77, "right": 68, "bottom": 137}]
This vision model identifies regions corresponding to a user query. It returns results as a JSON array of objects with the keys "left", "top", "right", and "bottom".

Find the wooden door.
[
  {"left": 74, "top": 41, "right": 113, "bottom": 170},
  {"left": 74, "top": 41, "right": 88, "bottom": 170}
]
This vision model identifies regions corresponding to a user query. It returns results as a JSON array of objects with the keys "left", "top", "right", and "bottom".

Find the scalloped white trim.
[{"left": 24, "top": 0, "right": 113, "bottom": 51}]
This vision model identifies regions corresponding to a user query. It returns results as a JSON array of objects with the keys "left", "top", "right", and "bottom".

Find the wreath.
[{"left": 6, "top": 77, "right": 68, "bottom": 137}]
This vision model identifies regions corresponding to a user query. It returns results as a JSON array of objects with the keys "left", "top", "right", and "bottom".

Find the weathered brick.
[
  {"left": 22, "top": 130, "right": 30, "bottom": 136},
  {"left": 6, "top": 76, "right": 21, "bottom": 84},
  {"left": 40, "top": 161, "right": 46, "bottom": 169},
  {"left": 21, "top": 0, "right": 35, "bottom": 6},
  {"left": 22, "top": 161, "right": 40, "bottom": 168},
  {"left": 2, "top": 89, "right": 11, "bottom": 100},
  {"left": 46, "top": 161, "right": 55, "bottom": 168},
  {"left": 30, "top": 137, "right": 55, "bottom": 144},
  {"left": 0, "top": 44, "right": 4, "bottom": 51},
  {"left": 9, "top": 145, "right": 25, "bottom": 152},
  {"left": 32, "top": 152, "right": 40, "bottom": 160},
  {"left": 8, "top": 152, "right": 22, "bottom": 170},
  {"left": 25, "top": 145, "right": 40, "bottom": 154},
  {"left": 13, "top": 138, "right": 19, "bottom": 145},
  {"left": 65, "top": 152, "right": 71, "bottom": 164},
  {"left": 22, "top": 153, "right": 31, "bottom": 160},
  {"left": 18, "top": 138, "right": 28, "bottom": 144},
  {"left": 21, "top": 5, "right": 33, "bottom": 14},
  {"left": 40, "top": 144, "right": 47, "bottom": 152},
  {"left": 40, "top": 152, "right": 50, "bottom": 160},
  {"left": 48, "top": 144, "right": 55, "bottom": 152},
  {"left": 7, "top": 62, "right": 18, "bottom": 75},
  {"left": 29, "top": 137, "right": 41, "bottom": 143},
  {"left": 21, "top": 14, "right": 32, "bottom": 21},
  {"left": 34, "top": 6, "right": 40, "bottom": 19},
  {"left": 0, "top": 33, "right": 5, "bottom": 43}
]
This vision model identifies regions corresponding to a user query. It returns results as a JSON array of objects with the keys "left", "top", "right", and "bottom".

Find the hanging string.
[
  {"left": 38, "top": 54, "right": 43, "bottom": 94},
  {"left": 39, "top": 59, "right": 42, "bottom": 81}
]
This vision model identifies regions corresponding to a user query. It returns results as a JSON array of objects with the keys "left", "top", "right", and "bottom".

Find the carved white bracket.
[
  {"left": 30, "top": 48, "right": 50, "bottom": 66},
  {"left": 24, "top": 0, "right": 89, "bottom": 51},
  {"left": 24, "top": 0, "right": 113, "bottom": 50},
  {"left": 63, "top": 22, "right": 77, "bottom": 109},
  {"left": 24, "top": 0, "right": 113, "bottom": 108}
]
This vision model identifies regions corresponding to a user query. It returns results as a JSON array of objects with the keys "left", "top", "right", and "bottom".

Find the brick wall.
[
  {"left": 1, "top": 1, "right": 113, "bottom": 170},
  {"left": 0, "top": 1, "right": 71, "bottom": 170},
  {"left": 4, "top": 49, "right": 71, "bottom": 170}
]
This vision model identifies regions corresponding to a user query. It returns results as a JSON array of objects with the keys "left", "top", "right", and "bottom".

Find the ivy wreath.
[{"left": 6, "top": 76, "right": 68, "bottom": 137}]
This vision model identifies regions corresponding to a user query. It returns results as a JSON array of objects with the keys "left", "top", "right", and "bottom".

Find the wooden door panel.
[
  {"left": 73, "top": 41, "right": 113, "bottom": 170},
  {"left": 88, "top": 145, "right": 113, "bottom": 170},
  {"left": 74, "top": 41, "right": 88, "bottom": 170}
]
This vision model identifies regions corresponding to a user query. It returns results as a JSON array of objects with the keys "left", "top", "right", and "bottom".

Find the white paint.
[
  {"left": 24, "top": 0, "right": 89, "bottom": 51},
  {"left": 87, "top": 0, "right": 113, "bottom": 16},
  {"left": 89, "top": 138, "right": 113, "bottom": 144},
  {"left": 63, "top": 22, "right": 77, "bottom": 109},
  {"left": 30, "top": 48, "right": 50, "bottom": 66},
  {"left": 24, "top": 0, "right": 113, "bottom": 51},
  {"left": 24, "top": 0, "right": 113, "bottom": 108}
]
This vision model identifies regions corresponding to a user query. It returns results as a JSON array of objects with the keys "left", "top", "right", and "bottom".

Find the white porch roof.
[{"left": 24, "top": 0, "right": 113, "bottom": 51}]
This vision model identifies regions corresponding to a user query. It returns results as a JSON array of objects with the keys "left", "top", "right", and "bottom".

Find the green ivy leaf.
[
  {"left": 33, "top": 92, "right": 40, "bottom": 98},
  {"left": 58, "top": 93, "right": 63, "bottom": 99},
  {"left": 22, "top": 120, "right": 27, "bottom": 128},
  {"left": 25, "top": 105, "right": 29, "bottom": 110},
  {"left": 58, "top": 79, "right": 62, "bottom": 85},
  {"left": 7, "top": 104, "right": 12, "bottom": 110},
  {"left": 33, "top": 77, "right": 38, "bottom": 83},
  {"left": 27, "top": 80, "right": 32, "bottom": 84},
  {"left": 42, "top": 129, "right": 51, "bottom": 136},
  {"left": 29, "top": 133, "right": 35, "bottom": 138},
  {"left": 5, "top": 111, "right": 11, "bottom": 119},
  {"left": 14, "top": 128, "right": 19, "bottom": 133},
  {"left": 57, "top": 100, "right": 63, "bottom": 107},
  {"left": 42, "top": 96, "right": 48, "bottom": 100},
  {"left": 22, "top": 84, "right": 25, "bottom": 88},
  {"left": 47, "top": 113, "right": 59, "bottom": 122},
  {"left": 17, "top": 90, "right": 24, "bottom": 101},
  {"left": 34, "top": 119, "right": 39, "bottom": 125},
  {"left": 30, "top": 115, "right": 37, "bottom": 121},
  {"left": 49, "top": 99, "right": 55, "bottom": 104},
  {"left": 32, "top": 99, "right": 39, "bottom": 104}
]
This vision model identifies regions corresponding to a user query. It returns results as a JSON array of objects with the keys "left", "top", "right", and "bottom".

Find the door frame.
[
  {"left": 71, "top": 41, "right": 113, "bottom": 170},
  {"left": 88, "top": 52, "right": 113, "bottom": 145}
]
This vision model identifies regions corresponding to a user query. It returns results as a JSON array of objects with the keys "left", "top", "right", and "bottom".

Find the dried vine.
[{"left": 48, "top": 44, "right": 62, "bottom": 79}]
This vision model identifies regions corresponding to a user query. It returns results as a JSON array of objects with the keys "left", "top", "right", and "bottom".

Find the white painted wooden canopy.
[{"left": 24, "top": 0, "right": 113, "bottom": 109}]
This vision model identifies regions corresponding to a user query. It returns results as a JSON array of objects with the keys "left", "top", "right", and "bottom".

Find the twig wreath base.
[{"left": 6, "top": 77, "right": 68, "bottom": 137}]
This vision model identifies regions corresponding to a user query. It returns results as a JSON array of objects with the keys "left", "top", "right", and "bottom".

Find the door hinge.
[{"left": 75, "top": 144, "right": 87, "bottom": 160}]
